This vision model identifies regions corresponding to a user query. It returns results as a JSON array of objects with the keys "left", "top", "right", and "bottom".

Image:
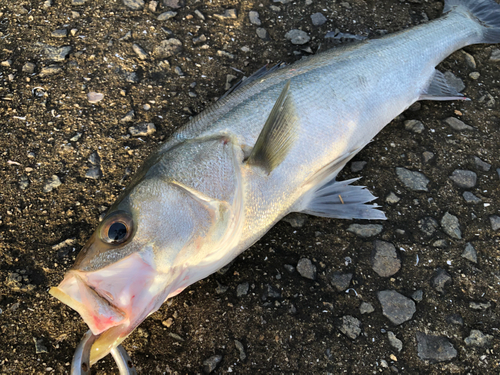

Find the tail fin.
[{"left": 444, "top": 0, "right": 500, "bottom": 44}]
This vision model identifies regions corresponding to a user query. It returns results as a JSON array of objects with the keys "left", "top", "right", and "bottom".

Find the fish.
[{"left": 50, "top": 0, "right": 500, "bottom": 366}]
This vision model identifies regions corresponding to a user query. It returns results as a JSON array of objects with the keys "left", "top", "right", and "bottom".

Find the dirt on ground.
[{"left": 0, "top": 0, "right": 499, "bottom": 374}]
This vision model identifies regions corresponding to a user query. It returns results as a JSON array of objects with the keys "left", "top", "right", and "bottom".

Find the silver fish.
[{"left": 50, "top": 0, "right": 500, "bottom": 365}]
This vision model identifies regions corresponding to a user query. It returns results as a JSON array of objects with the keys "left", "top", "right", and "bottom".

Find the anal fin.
[
  {"left": 419, "top": 69, "right": 469, "bottom": 101},
  {"left": 299, "top": 177, "right": 386, "bottom": 220}
]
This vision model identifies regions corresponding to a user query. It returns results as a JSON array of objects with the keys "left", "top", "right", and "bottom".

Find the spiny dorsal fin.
[
  {"left": 419, "top": 69, "right": 469, "bottom": 101},
  {"left": 246, "top": 80, "right": 298, "bottom": 174}
]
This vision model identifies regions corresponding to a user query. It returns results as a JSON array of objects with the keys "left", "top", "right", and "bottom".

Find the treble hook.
[{"left": 71, "top": 330, "right": 137, "bottom": 375}]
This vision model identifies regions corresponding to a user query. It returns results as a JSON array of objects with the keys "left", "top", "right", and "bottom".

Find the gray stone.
[
  {"left": 120, "top": 110, "right": 135, "bottom": 123},
  {"left": 411, "top": 290, "right": 423, "bottom": 302},
  {"left": 463, "top": 191, "right": 482, "bottom": 204},
  {"left": 215, "top": 283, "right": 228, "bottom": 294},
  {"left": 432, "top": 268, "right": 452, "bottom": 294},
  {"left": 163, "top": 0, "right": 185, "bottom": 9},
  {"left": 72, "top": 0, "right": 87, "bottom": 4},
  {"left": 432, "top": 239, "right": 448, "bottom": 248},
  {"left": 441, "top": 212, "right": 461, "bottom": 239},
  {"left": 34, "top": 338, "right": 48, "bottom": 354},
  {"left": 194, "top": 9, "right": 205, "bottom": 20},
  {"left": 39, "top": 64, "right": 63, "bottom": 77},
  {"left": 444, "top": 71, "right": 465, "bottom": 92},
  {"left": 85, "top": 166, "right": 102, "bottom": 180},
  {"left": 422, "top": 151, "right": 434, "bottom": 163},
  {"left": 261, "top": 284, "right": 281, "bottom": 301},
  {"left": 174, "top": 66, "right": 184, "bottom": 76},
  {"left": 377, "top": 290, "right": 416, "bottom": 325},
  {"left": 234, "top": 340, "right": 246, "bottom": 361},
  {"left": 463, "top": 51, "right": 476, "bottom": 69},
  {"left": 256, "top": 28, "right": 270, "bottom": 41},
  {"left": 285, "top": 29, "right": 310, "bottom": 45},
  {"left": 444, "top": 117, "right": 473, "bottom": 131},
  {"left": 284, "top": 264, "right": 295, "bottom": 273},
  {"left": 329, "top": 272, "right": 352, "bottom": 291},
  {"left": 132, "top": 44, "right": 148, "bottom": 60},
  {"left": 88, "top": 151, "right": 100, "bottom": 165},
  {"left": 249, "top": 11, "right": 261, "bottom": 25},
  {"left": 214, "top": 9, "right": 237, "bottom": 20},
  {"left": 404, "top": 119, "right": 425, "bottom": 134},
  {"left": 464, "top": 330, "right": 493, "bottom": 347},
  {"left": 203, "top": 355, "right": 222, "bottom": 373},
  {"left": 282, "top": 213, "right": 307, "bottom": 228},
  {"left": 217, "top": 50, "right": 234, "bottom": 59},
  {"left": 479, "top": 92, "right": 496, "bottom": 108},
  {"left": 491, "top": 48, "right": 500, "bottom": 62},
  {"left": 154, "top": 38, "right": 182, "bottom": 59},
  {"left": 236, "top": 282, "right": 249, "bottom": 297},
  {"left": 297, "top": 258, "right": 316, "bottom": 280},
  {"left": 473, "top": 156, "right": 491, "bottom": 171},
  {"left": 158, "top": 11, "right": 177, "bottom": 21},
  {"left": 311, "top": 12, "right": 327, "bottom": 26},
  {"left": 350, "top": 161, "right": 367, "bottom": 172},
  {"left": 339, "top": 315, "right": 361, "bottom": 339},
  {"left": 396, "top": 167, "right": 429, "bottom": 191},
  {"left": 193, "top": 34, "right": 207, "bottom": 45},
  {"left": 450, "top": 169, "right": 477, "bottom": 188},
  {"left": 51, "top": 29, "right": 67, "bottom": 38},
  {"left": 371, "top": 240, "right": 400, "bottom": 277},
  {"left": 19, "top": 176, "right": 30, "bottom": 190},
  {"left": 469, "top": 72, "right": 480, "bottom": 80},
  {"left": 461, "top": 243, "right": 477, "bottom": 263},
  {"left": 490, "top": 215, "right": 500, "bottom": 231},
  {"left": 445, "top": 314, "right": 463, "bottom": 326},
  {"left": 418, "top": 217, "right": 439, "bottom": 236},
  {"left": 347, "top": 224, "right": 383, "bottom": 238},
  {"left": 123, "top": 0, "right": 144, "bottom": 10},
  {"left": 36, "top": 43, "right": 72, "bottom": 62},
  {"left": 129, "top": 123, "right": 156, "bottom": 136},
  {"left": 386, "top": 192, "right": 400, "bottom": 204},
  {"left": 359, "top": 302, "right": 374, "bottom": 314},
  {"left": 87, "top": 92, "right": 104, "bottom": 104},
  {"left": 470, "top": 301, "right": 491, "bottom": 310},
  {"left": 22, "top": 62, "right": 36, "bottom": 74},
  {"left": 387, "top": 331, "right": 403, "bottom": 352},
  {"left": 43, "top": 175, "right": 62, "bottom": 193},
  {"left": 123, "top": 71, "right": 139, "bottom": 83},
  {"left": 416, "top": 332, "right": 457, "bottom": 362}
]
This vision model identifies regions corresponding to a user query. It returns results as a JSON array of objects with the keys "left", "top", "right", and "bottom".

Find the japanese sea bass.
[{"left": 50, "top": 0, "right": 500, "bottom": 365}]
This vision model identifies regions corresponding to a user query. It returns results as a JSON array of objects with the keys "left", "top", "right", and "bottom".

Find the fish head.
[{"left": 49, "top": 177, "right": 231, "bottom": 364}]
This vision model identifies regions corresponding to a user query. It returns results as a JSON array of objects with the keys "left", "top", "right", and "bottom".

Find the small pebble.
[
  {"left": 234, "top": 340, "right": 246, "bottom": 361},
  {"left": 347, "top": 224, "right": 383, "bottom": 238},
  {"left": 445, "top": 314, "right": 463, "bottom": 326},
  {"left": 464, "top": 330, "right": 493, "bottom": 348},
  {"left": 129, "top": 123, "right": 156, "bottom": 136},
  {"left": 449, "top": 169, "right": 477, "bottom": 189},
  {"left": 194, "top": 10, "right": 205, "bottom": 20},
  {"left": 444, "top": 117, "right": 473, "bottom": 131},
  {"left": 422, "top": 151, "right": 434, "bottom": 163},
  {"left": 43, "top": 175, "right": 62, "bottom": 193},
  {"left": 51, "top": 29, "right": 68, "bottom": 38},
  {"left": 377, "top": 290, "right": 416, "bottom": 325},
  {"left": 490, "top": 215, "right": 500, "bottom": 231},
  {"left": 462, "top": 191, "right": 482, "bottom": 204},
  {"left": 440, "top": 212, "right": 461, "bottom": 239},
  {"left": 34, "top": 338, "right": 48, "bottom": 354},
  {"left": 87, "top": 92, "right": 104, "bottom": 103},
  {"left": 339, "top": 315, "right": 361, "bottom": 339},
  {"left": 214, "top": 9, "right": 237, "bottom": 20},
  {"left": 463, "top": 51, "right": 476, "bottom": 68},
  {"left": 123, "top": 0, "right": 144, "bottom": 10},
  {"left": 350, "top": 161, "right": 367, "bottom": 172},
  {"left": 418, "top": 217, "right": 438, "bottom": 236},
  {"left": 387, "top": 331, "right": 403, "bottom": 352},
  {"left": 22, "top": 62, "right": 36, "bottom": 74},
  {"left": 371, "top": 240, "right": 401, "bottom": 277},
  {"left": 411, "top": 290, "right": 423, "bottom": 302},
  {"left": 296, "top": 258, "right": 316, "bottom": 280},
  {"left": 163, "top": 0, "right": 185, "bottom": 9},
  {"left": 432, "top": 268, "right": 452, "bottom": 294},
  {"left": 203, "top": 355, "right": 222, "bottom": 373},
  {"left": 473, "top": 156, "right": 491, "bottom": 171},
  {"left": 461, "top": 243, "right": 477, "bottom": 263},
  {"left": 404, "top": 119, "right": 424, "bottom": 134},
  {"left": 256, "top": 28, "right": 270, "bottom": 40},
  {"left": 148, "top": 0, "right": 158, "bottom": 12},
  {"left": 236, "top": 282, "right": 249, "bottom": 297},
  {"left": 132, "top": 44, "right": 148, "bottom": 60},
  {"left": 469, "top": 72, "right": 480, "bottom": 79},
  {"left": 329, "top": 272, "right": 352, "bottom": 292},
  {"left": 157, "top": 11, "right": 177, "bottom": 21},
  {"left": 85, "top": 166, "right": 103, "bottom": 179},
  {"left": 396, "top": 167, "right": 429, "bottom": 191},
  {"left": 285, "top": 29, "right": 310, "bottom": 45},
  {"left": 386, "top": 192, "right": 400, "bottom": 204},
  {"left": 490, "top": 48, "right": 500, "bottom": 61},
  {"left": 311, "top": 12, "right": 327, "bottom": 26},
  {"left": 282, "top": 213, "right": 307, "bottom": 228},
  {"left": 359, "top": 302, "right": 374, "bottom": 314},
  {"left": 249, "top": 11, "right": 261, "bottom": 25},
  {"left": 416, "top": 332, "right": 457, "bottom": 362}
]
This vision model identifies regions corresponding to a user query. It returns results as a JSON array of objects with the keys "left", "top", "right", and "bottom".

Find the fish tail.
[{"left": 444, "top": 0, "right": 500, "bottom": 44}]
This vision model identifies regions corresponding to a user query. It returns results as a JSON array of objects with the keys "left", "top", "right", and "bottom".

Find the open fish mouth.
[{"left": 50, "top": 252, "right": 167, "bottom": 363}]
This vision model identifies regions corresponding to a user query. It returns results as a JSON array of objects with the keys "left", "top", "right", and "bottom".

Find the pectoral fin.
[
  {"left": 246, "top": 80, "right": 298, "bottom": 174},
  {"left": 419, "top": 69, "right": 469, "bottom": 101}
]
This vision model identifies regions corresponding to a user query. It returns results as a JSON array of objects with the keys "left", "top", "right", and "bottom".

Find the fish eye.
[{"left": 100, "top": 211, "right": 134, "bottom": 245}]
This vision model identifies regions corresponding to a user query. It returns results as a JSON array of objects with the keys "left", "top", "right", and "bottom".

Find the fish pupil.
[{"left": 108, "top": 222, "right": 127, "bottom": 242}]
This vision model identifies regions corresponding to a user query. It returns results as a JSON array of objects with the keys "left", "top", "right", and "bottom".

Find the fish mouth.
[{"left": 50, "top": 252, "right": 168, "bottom": 364}]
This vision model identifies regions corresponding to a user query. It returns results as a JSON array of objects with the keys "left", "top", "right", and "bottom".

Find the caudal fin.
[{"left": 444, "top": 0, "right": 500, "bottom": 44}]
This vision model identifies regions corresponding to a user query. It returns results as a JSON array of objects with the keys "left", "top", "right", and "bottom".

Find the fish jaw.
[{"left": 49, "top": 251, "right": 170, "bottom": 364}]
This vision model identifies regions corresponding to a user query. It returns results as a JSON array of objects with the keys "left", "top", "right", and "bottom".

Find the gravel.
[
  {"left": 404, "top": 119, "right": 425, "bottom": 133},
  {"left": 43, "top": 175, "right": 62, "bottom": 193},
  {"left": 371, "top": 240, "right": 401, "bottom": 277},
  {"left": 359, "top": 302, "right": 375, "bottom": 314},
  {"left": 449, "top": 169, "right": 477, "bottom": 188},
  {"left": 444, "top": 117, "right": 473, "bottom": 131},
  {"left": 339, "top": 315, "right": 362, "bottom": 339},
  {"left": 249, "top": 11, "right": 261, "bottom": 26},
  {"left": 462, "top": 191, "right": 482, "bottom": 203},
  {"left": 464, "top": 330, "right": 493, "bottom": 347},
  {"left": 431, "top": 268, "right": 452, "bottom": 294},
  {"left": 461, "top": 243, "right": 477, "bottom": 263},
  {"left": 329, "top": 271, "right": 352, "bottom": 291},
  {"left": 396, "top": 167, "right": 429, "bottom": 191},
  {"left": 285, "top": 29, "right": 310, "bottom": 45},
  {"left": 387, "top": 331, "right": 403, "bottom": 352},
  {"left": 296, "top": 258, "right": 316, "bottom": 280},
  {"left": 490, "top": 215, "right": 500, "bottom": 230},
  {"left": 440, "top": 212, "right": 461, "bottom": 239},
  {"left": 377, "top": 290, "right": 416, "bottom": 325},
  {"left": 416, "top": 332, "right": 457, "bottom": 362},
  {"left": 311, "top": 12, "right": 327, "bottom": 26},
  {"left": 347, "top": 223, "right": 383, "bottom": 237}
]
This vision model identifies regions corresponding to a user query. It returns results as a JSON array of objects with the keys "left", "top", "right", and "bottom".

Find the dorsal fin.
[{"left": 246, "top": 81, "right": 298, "bottom": 174}]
